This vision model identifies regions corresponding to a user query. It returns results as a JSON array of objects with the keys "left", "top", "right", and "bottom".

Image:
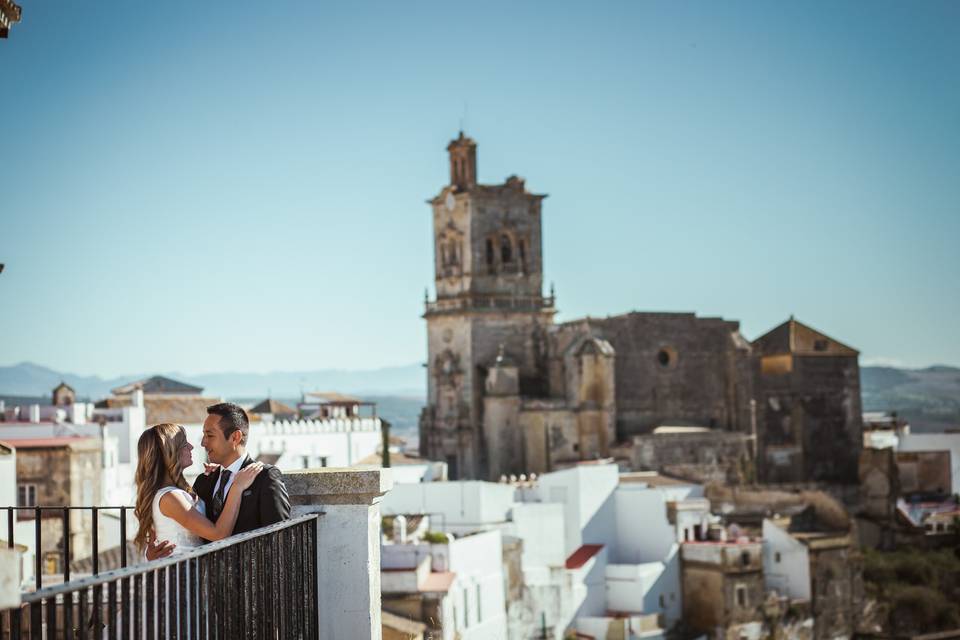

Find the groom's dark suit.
[{"left": 192, "top": 456, "right": 291, "bottom": 536}]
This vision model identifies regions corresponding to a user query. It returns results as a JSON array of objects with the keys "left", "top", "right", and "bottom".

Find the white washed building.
[{"left": 382, "top": 529, "right": 508, "bottom": 640}]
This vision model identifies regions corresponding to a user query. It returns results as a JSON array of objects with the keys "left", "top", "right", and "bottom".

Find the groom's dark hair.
[{"left": 207, "top": 402, "right": 249, "bottom": 446}]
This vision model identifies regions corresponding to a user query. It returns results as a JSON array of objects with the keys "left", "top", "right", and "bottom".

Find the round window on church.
[{"left": 657, "top": 347, "right": 678, "bottom": 369}]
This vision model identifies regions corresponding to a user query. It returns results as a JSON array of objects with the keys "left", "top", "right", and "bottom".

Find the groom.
[{"left": 146, "top": 402, "right": 291, "bottom": 559}]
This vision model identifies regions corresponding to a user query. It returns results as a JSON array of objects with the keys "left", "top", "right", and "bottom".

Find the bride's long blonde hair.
[{"left": 133, "top": 423, "right": 193, "bottom": 552}]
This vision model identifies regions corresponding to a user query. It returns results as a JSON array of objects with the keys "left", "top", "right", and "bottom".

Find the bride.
[{"left": 133, "top": 422, "right": 263, "bottom": 555}]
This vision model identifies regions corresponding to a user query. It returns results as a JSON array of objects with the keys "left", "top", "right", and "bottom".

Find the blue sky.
[{"left": 1, "top": 1, "right": 958, "bottom": 376}]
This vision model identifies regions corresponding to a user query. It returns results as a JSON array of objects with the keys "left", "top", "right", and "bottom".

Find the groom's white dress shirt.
[{"left": 213, "top": 455, "right": 246, "bottom": 499}]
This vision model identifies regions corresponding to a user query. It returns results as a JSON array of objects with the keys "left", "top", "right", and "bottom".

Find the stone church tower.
[{"left": 420, "top": 132, "right": 556, "bottom": 479}]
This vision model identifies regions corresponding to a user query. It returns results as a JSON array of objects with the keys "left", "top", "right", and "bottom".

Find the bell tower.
[
  {"left": 420, "top": 133, "right": 555, "bottom": 480},
  {"left": 448, "top": 132, "right": 477, "bottom": 191}
]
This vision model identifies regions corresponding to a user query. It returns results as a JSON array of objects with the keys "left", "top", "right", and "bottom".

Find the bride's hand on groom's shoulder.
[{"left": 234, "top": 462, "right": 265, "bottom": 491}]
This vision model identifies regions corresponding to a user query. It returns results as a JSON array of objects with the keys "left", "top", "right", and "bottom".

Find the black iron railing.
[
  {"left": 1, "top": 513, "right": 320, "bottom": 639},
  {"left": 5, "top": 506, "right": 132, "bottom": 589}
]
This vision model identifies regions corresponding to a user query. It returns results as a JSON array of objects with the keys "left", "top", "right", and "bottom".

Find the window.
[
  {"left": 735, "top": 585, "right": 747, "bottom": 607},
  {"left": 813, "top": 339, "right": 829, "bottom": 352},
  {"left": 518, "top": 239, "right": 527, "bottom": 269},
  {"left": 319, "top": 457, "right": 328, "bottom": 468},
  {"left": 44, "top": 553, "right": 59, "bottom": 575},
  {"left": 301, "top": 456, "right": 311, "bottom": 469},
  {"left": 659, "top": 594, "right": 665, "bottom": 608},
  {"left": 500, "top": 235, "right": 512, "bottom": 263},
  {"left": 17, "top": 484, "right": 37, "bottom": 507},
  {"left": 741, "top": 551, "right": 751, "bottom": 567},
  {"left": 656, "top": 346, "right": 678, "bottom": 369},
  {"left": 775, "top": 551, "right": 782, "bottom": 563}
]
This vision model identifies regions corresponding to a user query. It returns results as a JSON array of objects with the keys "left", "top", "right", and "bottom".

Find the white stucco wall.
[
  {"left": 0, "top": 446, "right": 15, "bottom": 509},
  {"left": 569, "top": 545, "right": 608, "bottom": 617},
  {"left": 762, "top": 520, "right": 810, "bottom": 601},
  {"left": 605, "top": 544, "right": 682, "bottom": 626},
  {"left": 533, "top": 465, "right": 619, "bottom": 556},
  {"left": 380, "top": 481, "right": 516, "bottom": 533},
  {"left": 502, "top": 503, "right": 566, "bottom": 570},
  {"left": 898, "top": 432, "right": 960, "bottom": 494},
  {"left": 447, "top": 530, "right": 508, "bottom": 640},
  {"left": 613, "top": 486, "right": 675, "bottom": 563}
]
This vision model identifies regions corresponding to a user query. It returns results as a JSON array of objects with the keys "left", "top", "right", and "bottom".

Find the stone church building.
[{"left": 419, "top": 133, "right": 862, "bottom": 485}]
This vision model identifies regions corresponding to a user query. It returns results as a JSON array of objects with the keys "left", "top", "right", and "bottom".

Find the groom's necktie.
[{"left": 212, "top": 470, "right": 232, "bottom": 521}]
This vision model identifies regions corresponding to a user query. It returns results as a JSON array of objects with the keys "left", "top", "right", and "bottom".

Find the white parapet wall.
[
  {"left": 284, "top": 466, "right": 393, "bottom": 640},
  {"left": 250, "top": 417, "right": 382, "bottom": 469}
]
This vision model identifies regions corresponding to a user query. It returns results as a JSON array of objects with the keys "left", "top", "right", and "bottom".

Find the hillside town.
[{"left": 1, "top": 134, "right": 958, "bottom": 639}]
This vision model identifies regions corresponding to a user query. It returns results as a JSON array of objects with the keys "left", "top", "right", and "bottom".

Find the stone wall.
[
  {"left": 631, "top": 430, "right": 754, "bottom": 485},
  {"left": 551, "top": 312, "right": 755, "bottom": 440},
  {"left": 756, "top": 355, "right": 862, "bottom": 484},
  {"left": 15, "top": 440, "right": 102, "bottom": 570},
  {"left": 808, "top": 543, "right": 862, "bottom": 639}
]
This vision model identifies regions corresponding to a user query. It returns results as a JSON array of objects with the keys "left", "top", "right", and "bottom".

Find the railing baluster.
[
  {"left": 10, "top": 607, "right": 23, "bottom": 640},
  {"left": 63, "top": 507, "right": 71, "bottom": 584},
  {"left": 191, "top": 557, "right": 201, "bottom": 640},
  {"left": 239, "top": 541, "right": 249, "bottom": 640},
  {"left": 294, "top": 526, "right": 303, "bottom": 639},
  {"left": 197, "top": 556, "right": 207, "bottom": 640},
  {"left": 107, "top": 579, "right": 118, "bottom": 640},
  {"left": 264, "top": 536, "right": 274, "bottom": 636},
  {"left": 255, "top": 538, "right": 266, "bottom": 640},
  {"left": 6, "top": 507, "right": 13, "bottom": 548},
  {"left": 312, "top": 516, "right": 320, "bottom": 636},
  {"left": 91, "top": 508, "right": 99, "bottom": 576},
  {"left": 34, "top": 506, "right": 41, "bottom": 591},
  {"left": 121, "top": 573, "right": 131, "bottom": 640},
  {"left": 224, "top": 544, "right": 234, "bottom": 640},
  {"left": 134, "top": 572, "right": 143, "bottom": 640},
  {"left": 157, "top": 566, "right": 167, "bottom": 639},
  {"left": 178, "top": 560, "right": 188, "bottom": 639},
  {"left": 120, "top": 508, "right": 128, "bottom": 569},
  {"left": 276, "top": 529, "right": 286, "bottom": 640},
  {"left": 44, "top": 596, "right": 57, "bottom": 640},
  {"left": 145, "top": 570, "right": 155, "bottom": 640},
  {"left": 29, "top": 600, "right": 41, "bottom": 640},
  {"left": 64, "top": 590, "right": 74, "bottom": 640},
  {"left": 78, "top": 585, "right": 88, "bottom": 640},
  {"left": 92, "top": 582, "right": 102, "bottom": 637}
]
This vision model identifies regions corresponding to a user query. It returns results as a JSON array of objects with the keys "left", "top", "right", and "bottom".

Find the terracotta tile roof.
[
  {"left": 249, "top": 399, "right": 296, "bottom": 416},
  {"left": 565, "top": 544, "right": 604, "bottom": 570},
  {"left": 112, "top": 376, "right": 204, "bottom": 396},
  {"left": 3, "top": 437, "right": 96, "bottom": 449},
  {"left": 753, "top": 318, "right": 858, "bottom": 357},
  {"left": 143, "top": 396, "right": 222, "bottom": 425},
  {"left": 419, "top": 571, "right": 456, "bottom": 593},
  {"left": 303, "top": 391, "right": 364, "bottom": 404}
]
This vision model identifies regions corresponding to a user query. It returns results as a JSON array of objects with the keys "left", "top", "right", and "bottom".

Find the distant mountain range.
[
  {"left": 860, "top": 365, "right": 960, "bottom": 432},
  {"left": 2, "top": 362, "right": 958, "bottom": 434},
  {"left": 0, "top": 361, "right": 426, "bottom": 400}
]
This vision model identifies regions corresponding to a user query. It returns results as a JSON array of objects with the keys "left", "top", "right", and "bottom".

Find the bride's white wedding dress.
[{"left": 152, "top": 486, "right": 203, "bottom": 553}]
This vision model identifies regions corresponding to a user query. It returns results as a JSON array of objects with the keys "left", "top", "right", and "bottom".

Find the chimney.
[
  {"left": 29, "top": 404, "right": 40, "bottom": 423},
  {"left": 393, "top": 514, "right": 407, "bottom": 544}
]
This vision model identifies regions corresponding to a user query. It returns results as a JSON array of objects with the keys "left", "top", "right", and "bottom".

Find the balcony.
[
  {"left": 0, "top": 466, "right": 393, "bottom": 639},
  {"left": 424, "top": 293, "right": 555, "bottom": 316}
]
